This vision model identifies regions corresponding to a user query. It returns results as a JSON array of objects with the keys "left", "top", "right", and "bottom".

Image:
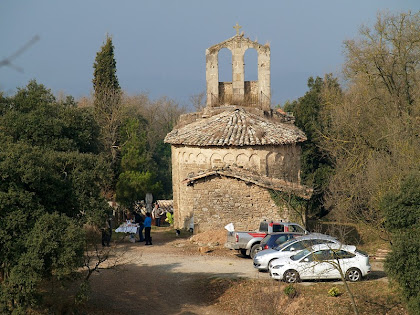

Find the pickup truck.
[{"left": 225, "top": 221, "right": 308, "bottom": 258}]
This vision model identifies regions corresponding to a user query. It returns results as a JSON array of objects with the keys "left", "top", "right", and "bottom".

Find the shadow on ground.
[
  {"left": 85, "top": 262, "right": 239, "bottom": 315},
  {"left": 113, "top": 226, "right": 193, "bottom": 247}
]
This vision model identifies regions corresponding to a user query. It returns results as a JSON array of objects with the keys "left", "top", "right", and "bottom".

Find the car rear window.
[
  {"left": 288, "top": 225, "right": 305, "bottom": 233},
  {"left": 259, "top": 221, "right": 268, "bottom": 232},
  {"left": 334, "top": 250, "right": 355, "bottom": 259},
  {"left": 260, "top": 234, "right": 270, "bottom": 245},
  {"left": 311, "top": 239, "right": 334, "bottom": 245},
  {"left": 356, "top": 249, "right": 369, "bottom": 257},
  {"left": 272, "top": 225, "right": 284, "bottom": 232}
]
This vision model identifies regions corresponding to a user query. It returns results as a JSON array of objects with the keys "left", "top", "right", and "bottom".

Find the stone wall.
[
  {"left": 190, "top": 176, "right": 289, "bottom": 232},
  {"left": 218, "top": 82, "right": 232, "bottom": 104},
  {"left": 171, "top": 144, "right": 301, "bottom": 230},
  {"left": 219, "top": 81, "right": 258, "bottom": 106}
]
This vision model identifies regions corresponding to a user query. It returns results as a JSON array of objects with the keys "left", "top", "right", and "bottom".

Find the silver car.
[{"left": 253, "top": 233, "right": 339, "bottom": 271}]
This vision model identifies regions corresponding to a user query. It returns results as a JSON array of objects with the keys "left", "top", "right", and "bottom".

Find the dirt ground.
[{"left": 85, "top": 227, "right": 387, "bottom": 315}]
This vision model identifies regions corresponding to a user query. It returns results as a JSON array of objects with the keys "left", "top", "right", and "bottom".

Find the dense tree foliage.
[
  {"left": 315, "top": 11, "right": 420, "bottom": 314},
  {"left": 92, "top": 36, "right": 183, "bottom": 204},
  {"left": 283, "top": 75, "right": 339, "bottom": 218},
  {"left": 382, "top": 172, "right": 420, "bottom": 314},
  {"left": 0, "top": 81, "right": 110, "bottom": 313},
  {"left": 115, "top": 94, "right": 185, "bottom": 206},
  {"left": 1, "top": 80, "right": 100, "bottom": 153},
  {"left": 285, "top": 12, "right": 419, "bottom": 312},
  {"left": 321, "top": 11, "right": 420, "bottom": 226},
  {"left": 116, "top": 117, "right": 161, "bottom": 208}
]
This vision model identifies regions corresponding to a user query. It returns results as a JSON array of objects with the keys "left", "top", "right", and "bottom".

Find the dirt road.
[
  {"left": 87, "top": 228, "right": 385, "bottom": 315},
  {"left": 88, "top": 229, "right": 263, "bottom": 314}
]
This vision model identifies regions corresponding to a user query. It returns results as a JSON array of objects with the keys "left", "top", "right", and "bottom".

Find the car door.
[
  {"left": 333, "top": 250, "right": 356, "bottom": 276},
  {"left": 296, "top": 252, "right": 318, "bottom": 279},
  {"left": 309, "top": 250, "right": 339, "bottom": 279}
]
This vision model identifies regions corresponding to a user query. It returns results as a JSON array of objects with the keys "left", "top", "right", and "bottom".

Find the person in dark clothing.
[
  {"left": 134, "top": 211, "right": 145, "bottom": 242},
  {"left": 144, "top": 212, "right": 152, "bottom": 245},
  {"left": 101, "top": 217, "right": 112, "bottom": 247}
]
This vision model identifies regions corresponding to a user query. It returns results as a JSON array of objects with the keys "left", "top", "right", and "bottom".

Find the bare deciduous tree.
[{"left": 320, "top": 11, "right": 420, "bottom": 233}]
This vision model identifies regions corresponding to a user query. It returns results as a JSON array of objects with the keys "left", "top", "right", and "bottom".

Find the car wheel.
[
  {"left": 240, "top": 249, "right": 247, "bottom": 257},
  {"left": 345, "top": 268, "right": 362, "bottom": 282},
  {"left": 283, "top": 269, "right": 300, "bottom": 283},
  {"left": 250, "top": 244, "right": 261, "bottom": 259}
]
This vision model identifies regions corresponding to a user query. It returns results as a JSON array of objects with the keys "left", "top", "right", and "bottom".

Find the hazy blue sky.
[{"left": 1, "top": 1, "right": 419, "bottom": 108}]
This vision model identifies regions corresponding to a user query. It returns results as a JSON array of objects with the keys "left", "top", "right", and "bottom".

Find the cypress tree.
[
  {"left": 92, "top": 35, "right": 122, "bottom": 191},
  {"left": 93, "top": 35, "right": 120, "bottom": 112}
]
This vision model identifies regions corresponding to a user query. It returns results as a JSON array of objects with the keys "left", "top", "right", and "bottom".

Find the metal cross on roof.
[{"left": 233, "top": 23, "right": 242, "bottom": 35}]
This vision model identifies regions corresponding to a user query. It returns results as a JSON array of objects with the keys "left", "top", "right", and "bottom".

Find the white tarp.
[{"left": 224, "top": 223, "right": 235, "bottom": 232}]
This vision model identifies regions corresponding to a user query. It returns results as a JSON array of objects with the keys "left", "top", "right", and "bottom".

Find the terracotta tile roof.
[
  {"left": 164, "top": 108, "right": 306, "bottom": 146},
  {"left": 182, "top": 166, "right": 313, "bottom": 199}
]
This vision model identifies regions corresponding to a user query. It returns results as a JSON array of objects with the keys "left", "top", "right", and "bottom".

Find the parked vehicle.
[
  {"left": 225, "top": 221, "right": 308, "bottom": 258},
  {"left": 269, "top": 243, "right": 371, "bottom": 283},
  {"left": 253, "top": 234, "right": 339, "bottom": 271},
  {"left": 259, "top": 232, "right": 304, "bottom": 251}
]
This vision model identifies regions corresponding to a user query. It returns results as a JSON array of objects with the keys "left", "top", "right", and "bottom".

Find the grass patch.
[{"left": 213, "top": 279, "right": 406, "bottom": 315}]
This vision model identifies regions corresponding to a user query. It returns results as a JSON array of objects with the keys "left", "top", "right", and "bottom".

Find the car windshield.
[
  {"left": 291, "top": 248, "right": 311, "bottom": 261},
  {"left": 275, "top": 238, "right": 296, "bottom": 251}
]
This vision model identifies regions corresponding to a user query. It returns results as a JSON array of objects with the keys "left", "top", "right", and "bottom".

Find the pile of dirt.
[{"left": 189, "top": 229, "right": 227, "bottom": 246}]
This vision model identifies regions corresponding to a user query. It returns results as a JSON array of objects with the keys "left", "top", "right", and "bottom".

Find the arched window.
[
  {"left": 244, "top": 48, "right": 258, "bottom": 81},
  {"left": 218, "top": 48, "right": 233, "bottom": 104},
  {"left": 218, "top": 48, "right": 232, "bottom": 82},
  {"left": 244, "top": 48, "right": 258, "bottom": 105}
]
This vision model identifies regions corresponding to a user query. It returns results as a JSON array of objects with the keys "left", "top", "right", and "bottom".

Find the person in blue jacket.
[{"left": 144, "top": 212, "right": 152, "bottom": 245}]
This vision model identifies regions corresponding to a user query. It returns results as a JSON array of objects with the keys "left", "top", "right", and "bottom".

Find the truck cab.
[{"left": 226, "top": 221, "right": 308, "bottom": 258}]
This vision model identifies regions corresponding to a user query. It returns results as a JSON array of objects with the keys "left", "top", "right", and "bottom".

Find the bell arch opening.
[
  {"left": 244, "top": 48, "right": 258, "bottom": 106},
  {"left": 218, "top": 48, "right": 233, "bottom": 105}
]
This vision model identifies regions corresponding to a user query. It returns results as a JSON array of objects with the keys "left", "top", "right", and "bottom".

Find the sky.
[{"left": 1, "top": 1, "right": 419, "bottom": 108}]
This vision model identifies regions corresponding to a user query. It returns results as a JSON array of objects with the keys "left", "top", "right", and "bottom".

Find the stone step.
[{"left": 371, "top": 248, "right": 391, "bottom": 261}]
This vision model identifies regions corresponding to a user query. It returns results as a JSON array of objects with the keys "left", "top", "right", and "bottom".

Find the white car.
[
  {"left": 253, "top": 234, "right": 339, "bottom": 271},
  {"left": 270, "top": 243, "right": 371, "bottom": 283}
]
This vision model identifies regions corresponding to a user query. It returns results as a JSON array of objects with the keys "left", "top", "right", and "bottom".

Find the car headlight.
[{"left": 272, "top": 265, "right": 283, "bottom": 269}]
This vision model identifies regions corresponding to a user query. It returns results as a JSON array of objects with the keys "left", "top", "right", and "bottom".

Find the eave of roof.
[{"left": 182, "top": 166, "right": 313, "bottom": 199}]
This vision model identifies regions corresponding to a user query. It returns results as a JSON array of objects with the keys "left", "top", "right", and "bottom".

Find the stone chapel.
[{"left": 164, "top": 26, "right": 312, "bottom": 233}]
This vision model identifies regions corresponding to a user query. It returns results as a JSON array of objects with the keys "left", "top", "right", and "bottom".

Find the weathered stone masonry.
[
  {"left": 206, "top": 31, "right": 271, "bottom": 110},
  {"left": 165, "top": 27, "right": 312, "bottom": 233}
]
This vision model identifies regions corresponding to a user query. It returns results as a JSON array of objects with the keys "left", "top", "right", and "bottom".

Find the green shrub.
[
  {"left": 284, "top": 284, "right": 298, "bottom": 298},
  {"left": 382, "top": 171, "right": 420, "bottom": 315},
  {"left": 328, "top": 287, "right": 341, "bottom": 297}
]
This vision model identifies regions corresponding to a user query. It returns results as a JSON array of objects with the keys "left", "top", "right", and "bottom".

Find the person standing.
[
  {"left": 134, "top": 211, "right": 145, "bottom": 242},
  {"left": 152, "top": 203, "right": 161, "bottom": 227},
  {"left": 101, "top": 217, "right": 112, "bottom": 247},
  {"left": 144, "top": 212, "right": 152, "bottom": 245}
]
